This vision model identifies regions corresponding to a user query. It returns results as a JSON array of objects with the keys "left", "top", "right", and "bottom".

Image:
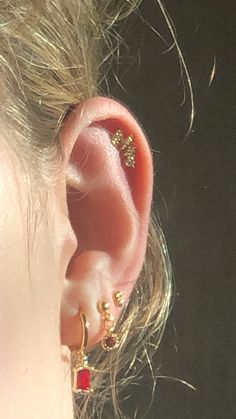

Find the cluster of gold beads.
[{"left": 111, "top": 129, "right": 136, "bottom": 168}]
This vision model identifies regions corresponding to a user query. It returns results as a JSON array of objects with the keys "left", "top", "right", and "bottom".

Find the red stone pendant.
[
  {"left": 102, "top": 332, "right": 119, "bottom": 351},
  {"left": 73, "top": 367, "right": 93, "bottom": 394},
  {"left": 70, "top": 312, "right": 93, "bottom": 395}
]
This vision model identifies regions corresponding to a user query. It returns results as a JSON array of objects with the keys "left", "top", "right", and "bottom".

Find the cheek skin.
[{"left": 0, "top": 144, "right": 74, "bottom": 419}]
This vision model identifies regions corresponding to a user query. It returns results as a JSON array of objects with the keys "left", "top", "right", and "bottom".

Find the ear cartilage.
[
  {"left": 97, "top": 300, "right": 120, "bottom": 351},
  {"left": 66, "top": 164, "right": 86, "bottom": 191},
  {"left": 111, "top": 128, "right": 136, "bottom": 168}
]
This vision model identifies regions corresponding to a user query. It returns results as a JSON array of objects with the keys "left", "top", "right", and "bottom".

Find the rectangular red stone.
[{"left": 75, "top": 368, "right": 91, "bottom": 392}]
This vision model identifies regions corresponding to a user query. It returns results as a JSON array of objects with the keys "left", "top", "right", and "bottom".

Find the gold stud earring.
[
  {"left": 113, "top": 290, "right": 125, "bottom": 307},
  {"left": 97, "top": 301, "right": 120, "bottom": 351},
  {"left": 111, "top": 128, "right": 136, "bottom": 168},
  {"left": 69, "top": 312, "right": 94, "bottom": 394}
]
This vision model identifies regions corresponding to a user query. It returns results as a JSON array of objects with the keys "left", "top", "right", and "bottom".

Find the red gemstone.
[
  {"left": 104, "top": 335, "right": 117, "bottom": 348},
  {"left": 75, "top": 368, "right": 91, "bottom": 392}
]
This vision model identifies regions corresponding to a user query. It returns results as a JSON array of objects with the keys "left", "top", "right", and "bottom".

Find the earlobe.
[{"left": 60, "top": 97, "right": 153, "bottom": 349}]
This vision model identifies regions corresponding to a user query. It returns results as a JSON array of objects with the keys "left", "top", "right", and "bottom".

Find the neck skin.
[{"left": 0, "top": 137, "right": 75, "bottom": 419}]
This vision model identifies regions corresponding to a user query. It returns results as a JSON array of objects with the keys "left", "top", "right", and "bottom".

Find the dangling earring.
[
  {"left": 69, "top": 312, "right": 94, "bottom": 394},
  {"left": 97, "top": 301, "right": 120, "bottom": 351}
]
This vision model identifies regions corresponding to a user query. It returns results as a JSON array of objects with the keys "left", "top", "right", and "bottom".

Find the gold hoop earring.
[{"left": 69, "top": 312, "right": 94, "bottom": 394}]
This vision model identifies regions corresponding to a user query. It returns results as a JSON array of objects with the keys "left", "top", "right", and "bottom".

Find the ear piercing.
[
  {"left": 97, "top": 300, "right": 120, "bottom": 351},
  {"left": 113, "top": 290, "right": 125, "bottom": 307},
  {"left": 111, "top": 128, "right": 136, "bottom": 168},
  {"left": 69, "top": 290, "right": 125, "bottom": 394},
  {"left": 98, "top": 291, "right": 124, "bottom": 351},
  {"left": 70, "top": 312, "right": 94, "bottom": 394}
]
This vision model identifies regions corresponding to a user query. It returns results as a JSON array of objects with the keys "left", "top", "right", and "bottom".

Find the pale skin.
[{"left": 0, "top": 97, "right": 153, "bottom": 419}]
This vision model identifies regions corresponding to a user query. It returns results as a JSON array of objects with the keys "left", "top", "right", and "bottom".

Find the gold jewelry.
[
  {"left": 97, "top": 301, "right": 120, "bottom": 351},
  {"left": 111, "top": 128, "right": 136, "bottom": 168},
  {"left": 69, "top": 312, "right": 94, "bottom": 394},
  {"left": 113, "top": 290, "right": 125, "bottom": 307}
]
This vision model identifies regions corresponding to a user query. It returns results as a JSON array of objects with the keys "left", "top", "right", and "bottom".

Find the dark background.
[{"left": 108, "top": 1, "right": 236, "bottom": 418}]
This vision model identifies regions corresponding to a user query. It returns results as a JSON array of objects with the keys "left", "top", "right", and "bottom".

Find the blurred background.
[{"left": 107, "top": 1, "right": 236, "bottom": 418}]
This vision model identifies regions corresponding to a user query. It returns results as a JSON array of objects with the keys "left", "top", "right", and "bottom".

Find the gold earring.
[
  {"left": 111, "top": 128, "right": 136, "bottom": 168},
  {"left": 97, "top": 301, "right": 120, "bottom": 351},
  {"left": 69, "top": 312, "right": 94, "bottom": 394},
  {"left": 113, "top": 290, "right": 125, "bottom": 307}
]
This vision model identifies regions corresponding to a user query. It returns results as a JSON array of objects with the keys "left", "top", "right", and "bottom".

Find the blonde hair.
[{"left": 0, "top": 1, "right": 172, "bottom": 418}]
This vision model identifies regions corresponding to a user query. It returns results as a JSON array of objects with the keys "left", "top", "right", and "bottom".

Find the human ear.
[{"left": 59, "top": 96, "right": 153, "bottom": 350}]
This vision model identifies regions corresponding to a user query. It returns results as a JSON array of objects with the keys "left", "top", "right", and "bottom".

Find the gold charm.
[
  {"left": 97, "top": 301, "right": 120, "bottom": 351},
  {"left": 111, "top": 129, "right": 136, "bottom": 168},
  {"left": 113, "top": 290, "right": 125, "bottom": 307}
]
